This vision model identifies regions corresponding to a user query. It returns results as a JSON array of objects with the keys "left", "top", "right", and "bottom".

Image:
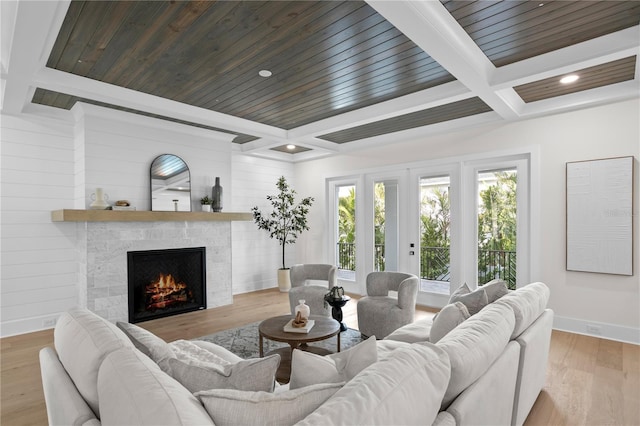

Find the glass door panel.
[
  {"left": 476, "top": 168, "right": 517, "bottom": 289},
  {"left": 336, "top": 184, "right": 356, "bottom": 281},
  {"left": 419, "top": 176, "right": 451, "bottom": 294},
  {"left": 373, "top": 180, "right": 398, "bottom": 271}
]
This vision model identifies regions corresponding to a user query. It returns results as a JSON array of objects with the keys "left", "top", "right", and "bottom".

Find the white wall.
[
  {"left": 1, "top": 114, "right": 77, "bottom": 336},
  {"left": 231, "top": 154, "right": 295, "bottom": 294},
  {"left": 293, "top": 99, "right": 640, "bottom": 344},
  {"left": 0, "top": 104, "right": 284, "bottom": 336}
]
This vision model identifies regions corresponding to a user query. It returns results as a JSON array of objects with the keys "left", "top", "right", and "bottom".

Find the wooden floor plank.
[{"left": 1, "top": 289, "right": 638, "bottom": 426}]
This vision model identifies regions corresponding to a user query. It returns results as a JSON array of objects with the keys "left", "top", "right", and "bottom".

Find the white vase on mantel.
[
  {"left": 277, "top": 269, "right": 291, "bottom": 292},
  {"left": 89, "top": 188, "right": 109, "bottom": 210}
]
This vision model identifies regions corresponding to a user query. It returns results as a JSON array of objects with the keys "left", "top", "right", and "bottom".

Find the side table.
[{"left": 324, "top": 295, "right": 350, "bottom": 331}]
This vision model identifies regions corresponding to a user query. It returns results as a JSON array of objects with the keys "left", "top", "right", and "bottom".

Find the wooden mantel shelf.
[{"left": 51, "top": 209, "right": 253, "bottom": 222}]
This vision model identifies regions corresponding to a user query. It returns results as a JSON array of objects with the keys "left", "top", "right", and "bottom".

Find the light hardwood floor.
[{"left": 1, "top": 288, "right": 638, "bottom": 425}]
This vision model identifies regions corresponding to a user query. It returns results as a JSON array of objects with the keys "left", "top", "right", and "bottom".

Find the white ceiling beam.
[
  {"left": 288, "top": 80, "right": 471, "bottom": 139},
  {"left": 367, "top": 0, "right": 521, "bottom": 120},
  {"left": 33, "top": 67, "right": 289, "bottom": 142},
  {"left": 520, "top": 80, "right": 640, "bottom": 118},
  {"left": 493, "top": 26, "right": 640, "bottom": 89},
  {"left": 337, "top": 111, "right": 502, "bottom": 154},
  {"left": 1, "top": 0, "right": 65, "bottom": 114}
]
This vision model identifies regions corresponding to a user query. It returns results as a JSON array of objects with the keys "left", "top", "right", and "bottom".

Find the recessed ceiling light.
[
  {"left": 538, "top": 3, "right": 544, "bottom": 6},
  {"left": 286, "top": 144, "right": 296, "bottom": 150},
  {"left": 258, "top": 70, "right": 272, "bottom": 78},
  {"left": 560, "top": 74, "right": 579, "bottom": 84}
]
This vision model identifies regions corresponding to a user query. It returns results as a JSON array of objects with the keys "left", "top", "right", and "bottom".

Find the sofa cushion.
[
  {"left": 481, "top": 279, "right": 510, "bottom": 303},
  {"left": 430, "top": 302, "right": 470, "bottom": 343},
  {"left": 97, "top": 348, "right": 214, "bottom": 425},
  {"left": 296, "top": 343, "right": 451, "bottom": 426},
  {"left": 436, "top": 302, "right": 516, "bottom": 408},
  {"left": 116, "top": 322, "right": 175, "bottom": 372},
  {"left": 449, "top": 283, "right": 488, "bottom": 315},
  {"left": 196, "top": 382, "right": 343, "bottom": 426},
  {"left": 289, "top": 336, "right": 377, "bottom": 390},
  {"left": 168, "top": 354, "right": 280, "bottom": 393},
  {"left": 495, "top": 282, "right": 550, "bottom": 339},
  {"left": 54, "top": 307, "right": 133, "bottom": 417},
  {"left": 383, "top": 317, "right": 433, "bottom": 343}
]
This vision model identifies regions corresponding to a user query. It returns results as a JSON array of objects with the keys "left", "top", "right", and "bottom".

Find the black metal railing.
[
  {"left": 337, "top": 242, "right": 356, "bottom": 271},
  {"left": 337, "top": 242, "right": 516, "bottom": 289},
  {"left": 478, "top": 249, "right": 517, "bottom": 290}
]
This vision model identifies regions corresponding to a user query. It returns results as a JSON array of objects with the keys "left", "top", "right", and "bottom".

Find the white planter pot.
[
  {"left": 201, "top": 205, "right": 211, "bottom": 212},
  {"left": 277, "top": 269, "right": 291, "bottom": 292}
]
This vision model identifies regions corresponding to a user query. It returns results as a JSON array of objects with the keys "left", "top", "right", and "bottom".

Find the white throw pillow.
[
  {"left": 196, "top": 382, "right": 343, "bottom": 426},
  {"left": 168, "top": 354, "right": 280, "bottom": 393},
  {"left": 289, "top": 336, "right": 377, "bottom": 390},
  {"left": 449, "top": 284, "right": 488, "bottom": 315},
  {"left": 116, "top": 321, "right": 175, "bottom": 372},
  {"left": 482, "top": 279, "right": 510, "bottom": 303},
  {"left": 429, "top": 302, "right": 471, "bottom": 343}
]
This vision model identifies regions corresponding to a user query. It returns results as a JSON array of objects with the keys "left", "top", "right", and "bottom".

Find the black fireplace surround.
[{"left": 127, "top": 247, "right": 206, "bottom": 323}]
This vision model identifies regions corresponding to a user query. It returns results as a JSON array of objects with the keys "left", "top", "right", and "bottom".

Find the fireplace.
[{"left": 127, "top": 247, "right": 207, "bottom": 323}]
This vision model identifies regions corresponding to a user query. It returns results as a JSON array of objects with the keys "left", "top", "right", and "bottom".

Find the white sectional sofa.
[
  {"left": 39, "top": 281, "right": 552, "bottom": 426},
  {"left": 385, "top": 281, "right": 553, "bottom": 426}
]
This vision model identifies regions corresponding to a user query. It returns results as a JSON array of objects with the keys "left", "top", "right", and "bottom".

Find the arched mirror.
[{"left": 150, "top": 154, "right": 191, "bottom": 211}]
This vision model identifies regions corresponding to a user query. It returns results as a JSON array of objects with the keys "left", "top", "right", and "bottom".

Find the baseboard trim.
[
  {"left": 1, "top": 314, "right": 59, "bottom": 338},
  {"left": 553, "top": 315, "right": 640, "bottom": 345}
]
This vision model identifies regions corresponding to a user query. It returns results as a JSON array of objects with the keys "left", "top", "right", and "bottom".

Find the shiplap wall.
[
  {"left": 0, "top": 104, "right": 288, "bottom": 336},
  {"left": 231, "top": 154, "right": 294, "bottom": 294},
  {"left": 1, "top": 114, "right": 77, "bottom": 336},
  {"left": 76, "top": 103, "right": 234, "bottom": 211}
]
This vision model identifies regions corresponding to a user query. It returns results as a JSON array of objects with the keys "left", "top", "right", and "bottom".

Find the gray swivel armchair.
[
  {"left": 289, "top": 264, "right": 338, "bottom": 317},
  {"left": 357, "top": 271, "right": 419, "bottom": 339}
]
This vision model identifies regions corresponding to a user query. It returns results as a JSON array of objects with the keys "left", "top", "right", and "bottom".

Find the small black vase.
[{"left": 211, "top": 177, "right": 223, "bottom": 212}]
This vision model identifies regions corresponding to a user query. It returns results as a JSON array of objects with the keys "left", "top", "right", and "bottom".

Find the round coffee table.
[{"left": 258, "top": 315, "right": 340, "bottom": 383}]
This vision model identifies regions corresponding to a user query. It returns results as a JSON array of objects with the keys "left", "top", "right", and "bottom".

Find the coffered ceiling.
[{"left": 2, "top": 1, "right": 639, "bottom": 162}]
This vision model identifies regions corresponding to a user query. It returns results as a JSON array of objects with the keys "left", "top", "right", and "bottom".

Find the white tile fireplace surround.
[{"left": 77, "top": 221, "right": 232, "bottom": 323}]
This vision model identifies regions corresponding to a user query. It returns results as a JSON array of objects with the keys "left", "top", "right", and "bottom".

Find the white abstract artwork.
[{"left": 566, "top": 156, "right": 634, "bottom": 275}]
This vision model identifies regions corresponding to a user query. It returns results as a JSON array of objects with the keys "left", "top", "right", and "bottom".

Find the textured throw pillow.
[
  {"left": 168, "top": 354, "right": 280, "bottom": 393},
  {"left": 429, "top": 302, "right": 471, "bottom": 343},
  {"left": 482, "top": 279, "right": 510, "bottom": 303},
  {"left": 289, "top": 336, "right": 377, "bottom": 390},
  {"left": 170, "top": 339, "right": 235, "bottom": 366},
  {"left": 449, "top": 282, "right": 471, "bottom": 299},
  {"left": 449, "top": 285, "right": 488, "bottom": 315},
  {"left": 116, "top": 321, "right": 175, "bottom": 372},
  {"left": 196, "top": 382, "right": 343, "bottom": 426}
]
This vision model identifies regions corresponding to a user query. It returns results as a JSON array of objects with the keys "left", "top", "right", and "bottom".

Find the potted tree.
[
  {"left": 252, "top": 176, "right": 314, "bottom": 292},
  {"left": 200, "top": 195, "right": 212, "bottom": 212}
]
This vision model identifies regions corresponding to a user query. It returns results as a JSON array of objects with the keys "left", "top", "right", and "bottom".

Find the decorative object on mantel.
[
  {"left": 211, "top": 177, "right": 223, "bottom": 212},
  {"left": 112, "top": 200, "right": 135, "bottom": 211},
  {"left": 251, "top": 176, "right": 314, "bottom": 292},
  {"left": 150, "top": 154, "right": 191, "bottom": 212},
  {"left": 200, "top": 195, "right": 212, "bottom": 212},
  {"left": 89, "top": 188, "right": 109, "bottom": 210}
]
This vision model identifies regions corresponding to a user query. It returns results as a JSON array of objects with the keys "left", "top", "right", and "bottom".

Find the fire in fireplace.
[{"left": 127, "top": 247, "right": 206, "bottom": 323}]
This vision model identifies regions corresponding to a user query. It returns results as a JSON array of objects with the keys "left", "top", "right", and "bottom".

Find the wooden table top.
[{"left": 258, "top": 314, "right": 340, "bottom": 345}]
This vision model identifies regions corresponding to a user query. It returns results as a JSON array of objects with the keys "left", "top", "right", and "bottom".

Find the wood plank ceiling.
[{"left": 29, "top": 0, "right": 640, "bottom": 152}]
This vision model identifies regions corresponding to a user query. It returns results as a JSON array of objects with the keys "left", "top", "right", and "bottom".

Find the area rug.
[{"left": 196, "top": 321, "right": 364, "bottom": 359}]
